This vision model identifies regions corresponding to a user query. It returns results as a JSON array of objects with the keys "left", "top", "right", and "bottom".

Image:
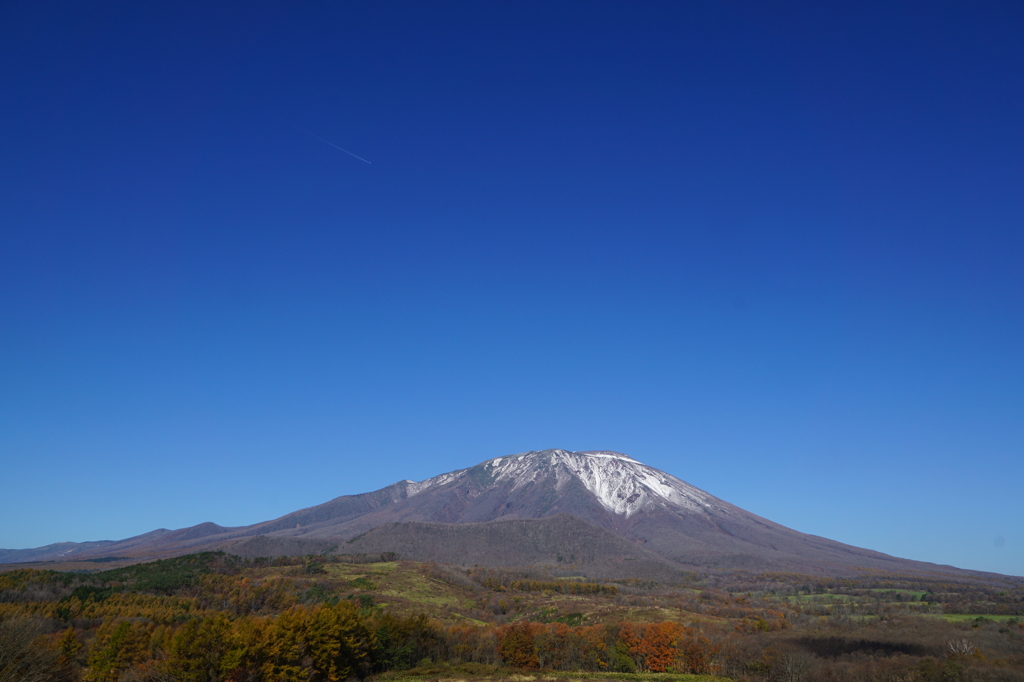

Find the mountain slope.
[{"left": 339, "top": 514, "right": 685, "bottom": 580}]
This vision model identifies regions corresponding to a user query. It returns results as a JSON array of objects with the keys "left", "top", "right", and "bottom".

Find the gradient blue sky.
[{"left": 1, "top": 1, "right": 1021, "bottom": 576}]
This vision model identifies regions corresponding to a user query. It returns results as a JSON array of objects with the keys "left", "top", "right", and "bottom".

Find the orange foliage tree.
[
  {"left": 497, "top": 621, "right": 540, "bottom": 669},
  {"left": 619, "top": 621, "right": 686, "bottom": 672}
]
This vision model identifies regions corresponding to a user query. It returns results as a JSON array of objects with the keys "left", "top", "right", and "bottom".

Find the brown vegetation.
[{"left": 1, "top": 551, "right": 1022, "bottom": 681}]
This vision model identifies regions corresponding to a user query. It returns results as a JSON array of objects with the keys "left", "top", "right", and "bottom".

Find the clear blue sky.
[{"left": 1, "top": 1, "right": 1021, "bottom": 576}]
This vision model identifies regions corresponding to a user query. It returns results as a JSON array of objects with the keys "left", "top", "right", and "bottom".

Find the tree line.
[{"left": 2, "top": 605, "right": 718, "bottom": 681}]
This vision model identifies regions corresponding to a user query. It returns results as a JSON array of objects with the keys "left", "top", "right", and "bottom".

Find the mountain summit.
[
  {"left": 403, "top": 450, "right": 715, "bottom": 519},
  {"left": 0, "top": 449, "right": 992, "bottom": 577}
]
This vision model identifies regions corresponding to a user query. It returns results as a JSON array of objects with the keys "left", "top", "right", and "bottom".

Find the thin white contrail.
[{"left": 295, "top": 127, "right": 371, "bottom": 164}]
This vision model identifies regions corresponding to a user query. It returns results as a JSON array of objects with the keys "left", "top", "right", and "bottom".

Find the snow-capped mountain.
[
  {"left": 406, "top": 450, "right": 717, "bottom": 518},
  {"left": 0, "top": 449, "right": 992, "bottom": 577}
]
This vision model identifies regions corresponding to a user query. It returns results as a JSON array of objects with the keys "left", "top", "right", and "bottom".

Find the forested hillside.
[{"left": 1, "top": 551, "right": 1022, "bottom": 681}]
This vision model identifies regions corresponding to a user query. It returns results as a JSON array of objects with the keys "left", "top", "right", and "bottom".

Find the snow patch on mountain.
[
  {"left": 398, "top": 449, "right": 717, "bottom": 518},
  {"left": 579, "top": 451, "right": 637, "bottom": 461},
  {"left": 551, "top": 450, "right": 715, "bottom": 517},
  {"left": 489, "top": 450, "right": 715, "bottom": 517},
  {"left": 404, "top": 469, "right": 466, "bottom": 497}
]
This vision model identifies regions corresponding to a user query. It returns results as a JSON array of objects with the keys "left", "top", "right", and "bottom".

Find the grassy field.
[
  {"left": 864, "top": 588, "right": 928, "bottom": 599},
  {"left": 376, "top": 663, "right": 730, "bottom": 682},
  {"left": 931, "top": 613, "right": 1021, "bottom": 623},
  {"left": 251, "top": 557, "right": 1017, "bottom": 637},
  {"left": 255, "top": 561, "right": 731, "bottom": 627},
  {"left": 781, "top": 593, "right": 858, "bottom": 602},
  {"left": 262, "top": 560, "right": 482, "bottom": 622}
]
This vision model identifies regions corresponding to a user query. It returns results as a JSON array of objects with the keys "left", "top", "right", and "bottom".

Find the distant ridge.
[{"left": 2, "top": 449, "right": 1014, "bottom": 578}]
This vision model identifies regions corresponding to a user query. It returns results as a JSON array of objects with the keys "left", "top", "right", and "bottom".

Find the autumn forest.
[{"left": 1, "top": 551, "right": 1023, "bottom": 682}]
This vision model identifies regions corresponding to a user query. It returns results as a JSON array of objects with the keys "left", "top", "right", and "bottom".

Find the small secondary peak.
[
  {"left": 575, "top": 450, "right": 638, "bottom": 462},
  {"left": 516, "top": 449, "right": 640, "bottom": 463}
]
